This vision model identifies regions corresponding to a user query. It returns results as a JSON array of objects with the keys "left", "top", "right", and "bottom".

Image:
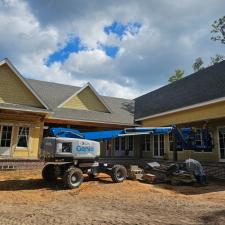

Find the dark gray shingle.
[
  {"left": 26, "top": 79, "right": 135, "bottom": 125},
  {"left": 135, "top": 61, "right": 225, "bottom": 120}
]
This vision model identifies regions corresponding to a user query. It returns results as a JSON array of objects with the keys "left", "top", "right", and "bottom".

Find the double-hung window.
[
  {"left": 195, "top": 129, "right": 213, "bottom": 152},
  {"left": 17, "top": 127, "right": 29, "bottom": 148}
]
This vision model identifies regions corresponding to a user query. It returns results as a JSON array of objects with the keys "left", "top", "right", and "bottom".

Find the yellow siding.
[
  {"left": 0, "top": 64, "right": 44, "bottom": 108},
  {"left": 63, "top": 86, "right": 109, "bottom": 112},
  {"left": 13, "top": 125, "right": 43, "bottom": 159},
  {"left": 0, "top": 112, "right": 44, "bottom": 159},
  {"left": 141, "top": 101, "right": 225, "bottom": 127}
]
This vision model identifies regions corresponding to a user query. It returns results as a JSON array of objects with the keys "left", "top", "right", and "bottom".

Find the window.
[
  {"left": 17, "top": 127, "right": 29, "bottom": 148},
  {"left": 153, "top": 134, "right": 165, "bottom": 157},
  {"left": 121, "top": 137, "right": 126, "bottom": 151},
  {"left": 169, "top": 132, "right": 183, "bottom": 151},
  {"left": 113, "top": 137, "right": 133, "bottom": 152},
  {"left": 194, "top": 128, "right": 213, "bottom": 152},
  {"left": 154, "top": 135, "right": 159, "bottom": 156},
  {"left": 195, "top": 129, "right": 203, "bottom": 146},
  {"left": 219, "top": 129, "right": 225, "bottom": 159},
  {"left": 128, "top": 136, "right": 134, "bottom": 151},
  {"left": 62, "top": 142, "right": 72, "bottom": 153},
  {"left": 159, "top": 134, "right": 164, "bottom": 156},
  {"left": 169, "top": 132, "right": 173, "bottom": 151},
  {"left": 104, "top": 140, "right": 112, "bottom": 150},
  {"left": 115, "top": 138, "right": 120, "bottom": 151},
  {"left": 0, "top": 126, "right": 12, "bottom": 147},
  {"left": 145, "top": 135, "right": 151, "bottom": 151}
]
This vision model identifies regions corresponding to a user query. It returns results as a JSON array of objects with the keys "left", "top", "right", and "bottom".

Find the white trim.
[
  {"left": 16, "top": 127, "right": 30, "bottom": 149},
  {"left": 143, "top": 134, "right": 151, "bottom": 152},
  {"left": 0, "top": 58, "right": 49, "bottom": 110},
  {"left": 0, "top": 122, "right": 39, "bottom": 128},
  {"left": 135, "top": 96, "right": 225, "bottom": 122},
  {"left": 118, "top": 132, "right": 152, "bottom": 136},
  {"left": 0, "top": 104, "right": 51, "bottom": 114},
  {"left": 0, "top": 124, "right": 13, "bottom": 157},
  {"left": 217, "top": 126, "right": 225, "bottom": 162},
  {"left": 152, "top": 133, "right": 165, "bottom": 158},
  {"left": 47, "top": 116, "right": 136, "bottom": 126},
  {"left": 58, "top": 82, "right": 112, "bottom": 113}
]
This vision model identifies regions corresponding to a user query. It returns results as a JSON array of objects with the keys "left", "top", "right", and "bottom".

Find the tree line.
[{"left": 168, "top": 16, "right": 225, "bottom": 83}]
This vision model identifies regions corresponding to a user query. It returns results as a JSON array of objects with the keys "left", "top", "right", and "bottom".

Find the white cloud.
[
  {"left": 94, "top": 80, "right": 142, "bottom": 99},
  {"left": 1, "top": 0, "right": 225, "bottom": 99}
]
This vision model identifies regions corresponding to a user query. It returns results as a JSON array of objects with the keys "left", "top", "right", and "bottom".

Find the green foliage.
[
  {"left": 211, "top": 16, "right": 225, "bottom": 44},
  {"left": 168, "top": 69, "right": 184, "bottom": 83},
  {"left": 192, "top": 57, "right": 204, "bottom": 72},
  {"left": 210, "top": 54, "right": 224, "bottom": 65}
]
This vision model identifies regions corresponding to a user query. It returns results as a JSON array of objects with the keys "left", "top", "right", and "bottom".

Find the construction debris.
[
  {"left": 141, "top": 159, "right": 206, "bottom": 186},
  {"left": 127, "top": 165, "right": 143, "bottom": 180}
]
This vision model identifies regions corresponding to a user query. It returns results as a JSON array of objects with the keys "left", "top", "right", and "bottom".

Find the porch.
[{"left": 0, "top": 109, "right": 46, "bottom": 159}]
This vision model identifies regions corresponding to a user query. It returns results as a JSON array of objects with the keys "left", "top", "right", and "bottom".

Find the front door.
[
  {"left": 218, "top": 128, "right": 225, "bottom": 162},
  {"left": 0, "top": 125, "right": 13, "bottom": 156},
  {"left": 153, "top": 134, "right": 164, "bottom": 158}
]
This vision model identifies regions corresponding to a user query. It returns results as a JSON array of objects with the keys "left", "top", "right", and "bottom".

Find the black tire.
[
  {"left": 111, "top": 165, "right": 127, "bottom": 183},
  {"left": 42, "top": 164, "right": 57, "bottom": 182},
  {"left": 63, "top": 167, "right": 83, "bottom": 189}
]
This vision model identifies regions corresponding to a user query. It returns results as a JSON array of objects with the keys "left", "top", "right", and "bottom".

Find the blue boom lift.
[{"left": 41, "top": 126, "right": 212, "bottom": 188}]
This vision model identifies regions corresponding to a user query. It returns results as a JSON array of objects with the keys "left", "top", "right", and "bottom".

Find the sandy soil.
[{"left": 0, "top": 169, "right": 225, "bottom": 225}]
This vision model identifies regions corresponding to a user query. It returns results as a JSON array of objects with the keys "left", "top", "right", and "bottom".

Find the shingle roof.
[
  {"left": 26, "top": 79, "right": 135, "bottom": 126},
  {"left": 26, "top": 79, "right": 80, "bottom": 109},
  {"left": 135, "top": 60, "right": 225, "bottom": 120},
  {"left": 0, "top": 103, "right": 49, "bottom": 113}
]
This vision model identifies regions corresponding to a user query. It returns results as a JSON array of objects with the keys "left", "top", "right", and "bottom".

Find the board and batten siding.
[
  {"left": 62, "top": 86, "right": 109, "bottom": 112},
  {"left": 0, "top": 64, "right": 43, "bottom": 108}
]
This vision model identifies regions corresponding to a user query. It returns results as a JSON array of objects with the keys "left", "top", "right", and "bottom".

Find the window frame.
[
  {"left": 0, "top": 125, "right": 13, "bottom": 148},
  {"left": 153, "top": 134, "right": 165, "bottom": 158},
  {"left": 194, "top": 128, "right": 213, "bottom": 153},
  {"left": 114, "top": 138, "right": 120, "bottom": 151},
  {"left": 17, "top": 127, "right": 30, "bottom": 149},
  {"left": 120, "top": 137, "right": 126, "bottom": 151},
  {"left": 127, "top": 136, "right": 134, "bottom": 152},
  {"left": 143, "top": 134, "right": 151, "bottom": 152}
]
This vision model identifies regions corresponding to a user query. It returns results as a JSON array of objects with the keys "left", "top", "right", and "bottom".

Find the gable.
[
  {"left": 62, "top": 86, "right": 110, "bottom": 113},
  {"left": 0, "top": 64, "right": 44, "bottom": 108}
]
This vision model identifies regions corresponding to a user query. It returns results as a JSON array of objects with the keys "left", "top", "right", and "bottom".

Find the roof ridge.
[
  {"left": 102, "top": 95, "right": 132, "bottom": 101},
  {"left": 26, "top": 78, "right": 81, "bottom": 89},
  {"left": 26, "top": 78, "right": 133, "bottom": 101}
]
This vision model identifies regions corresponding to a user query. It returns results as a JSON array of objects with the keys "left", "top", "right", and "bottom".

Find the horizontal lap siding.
[
  {"left": 141, "top": 101, "right": 225, "bottom": 127},
  {"left": 63, "top": 86, "right": 109, "bottom": 112},
  {"left": 0, "top": 64, "right": 43, "bottom": 108}
]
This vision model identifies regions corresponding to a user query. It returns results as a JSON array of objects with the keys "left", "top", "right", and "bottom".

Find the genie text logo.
[{"left": 76, "top": 141, "right": 95, "bottom": 152}]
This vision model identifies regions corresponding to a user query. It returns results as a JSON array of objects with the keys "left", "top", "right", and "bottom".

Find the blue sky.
[
  {"left": 104, "top": 22, "right": 142, "bottom": 39},
  {"left": 47, "top": 22, "right": 142, "bottom": 64},
  {"left": 46, "top": 37, "right": 85, "bottom": 66},
  {"left": 0, "top": 0, "right": 225, "bottom": 98}
]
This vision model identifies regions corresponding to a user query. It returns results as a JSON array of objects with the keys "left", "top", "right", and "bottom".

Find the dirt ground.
[{"left": 0, "top": 170, "right": 225, "bottom": 225}]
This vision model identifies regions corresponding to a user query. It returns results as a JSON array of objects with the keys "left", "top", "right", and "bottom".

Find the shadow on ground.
[
  {"left": 0, "top": 176, "right": 114, "bottom": 191},
  {"left": 154, "top": 179, "right": 225, "bottom": 195},
  {"left": 0, "top": 174, "right": 224, "bottom": 194},
  {"left": 200, "top": 210, "right": 225, "bottom": 224}
]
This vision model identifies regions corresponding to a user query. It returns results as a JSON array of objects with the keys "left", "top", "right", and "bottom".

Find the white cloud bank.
[{"left": 0, "top": 0, "right": 225, "bottom": 99}]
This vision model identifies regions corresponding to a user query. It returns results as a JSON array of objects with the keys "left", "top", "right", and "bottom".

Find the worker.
[{"left": 184, "top": 158, "right": 207, "bottom": 185}]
